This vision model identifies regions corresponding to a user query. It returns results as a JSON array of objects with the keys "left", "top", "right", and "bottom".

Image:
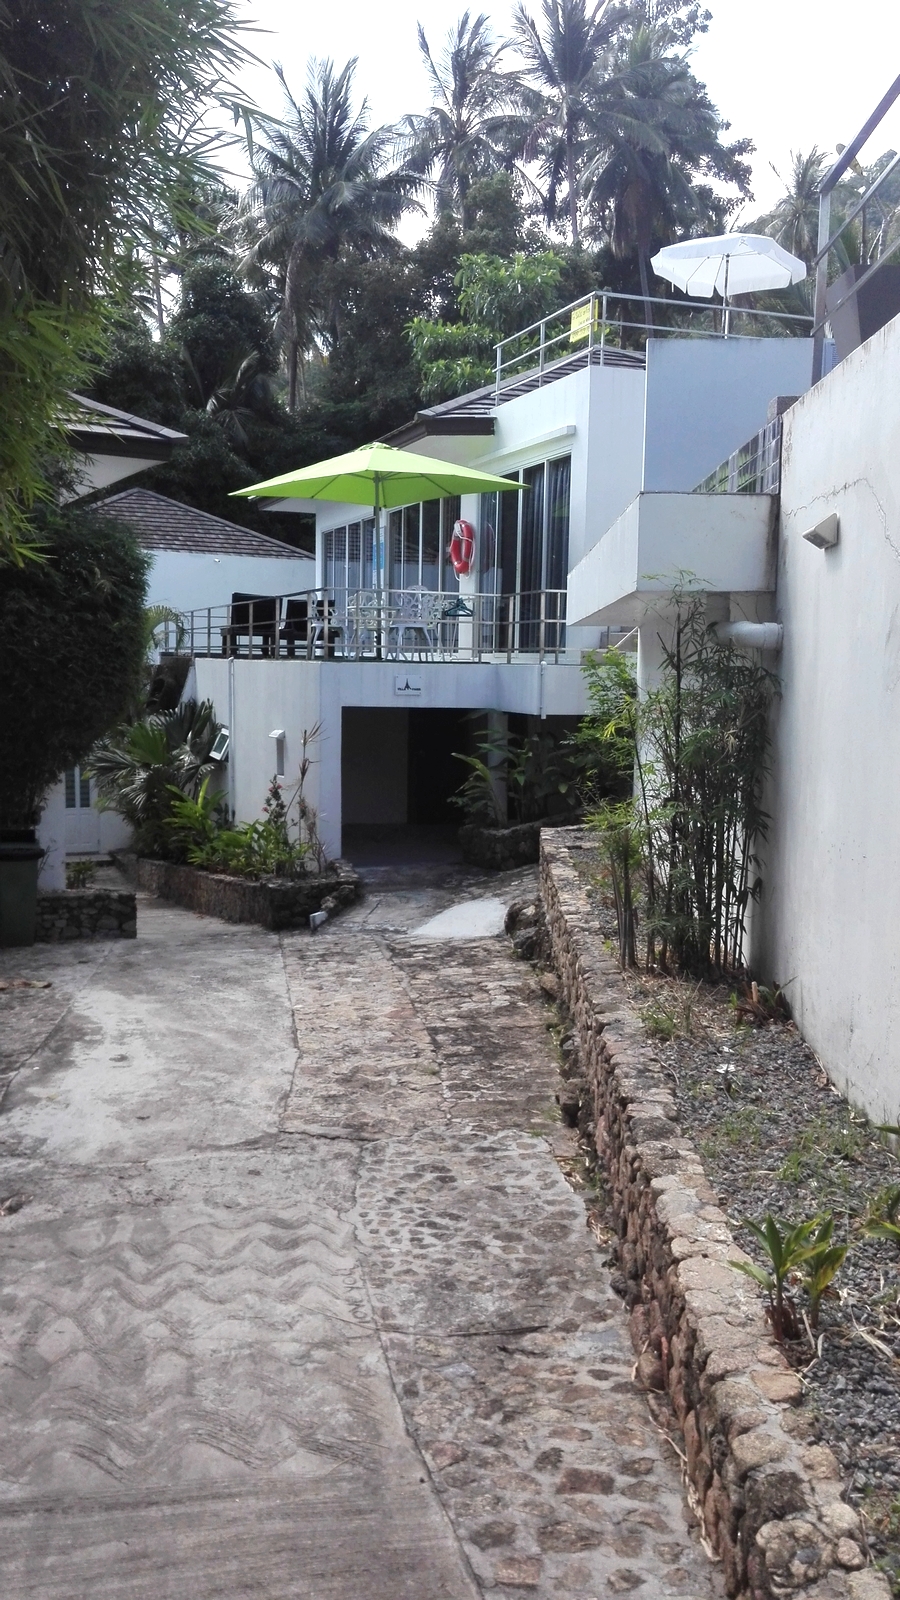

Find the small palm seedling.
[
  {"left": 863, "top": 1185, "right": 900, "bottom": 1250},
  {"left": 798, "top": 1215, "right": 850, "bottom": 1328},
  {"left": 730, "top": 1214, "right": 823, "bottom": 1341}
]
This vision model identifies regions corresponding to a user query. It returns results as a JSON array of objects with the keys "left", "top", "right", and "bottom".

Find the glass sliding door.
[
  {"left": 476, "top": 455, "right": 570, "bottom": 652},
  {"left": 545, "top": 455, "right": 570, "bottom": 650}
]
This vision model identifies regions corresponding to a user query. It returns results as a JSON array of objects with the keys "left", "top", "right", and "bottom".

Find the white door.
[{"left": 64, "top": 766, "right": 102, "bottom": 854}]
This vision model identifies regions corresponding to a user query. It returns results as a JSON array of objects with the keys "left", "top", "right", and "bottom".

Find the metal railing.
[
  {"left": 693, "top": 414, "right": 784, "bottom": 496},
  {"left": 157, "top": 587, "right": 583, "bottom": 665},
  {"left": 494, "top": 289, "right": 813, "bottom": 397},
  {"left": 812, "top": 71, "right": 900, "bottom": 381}
]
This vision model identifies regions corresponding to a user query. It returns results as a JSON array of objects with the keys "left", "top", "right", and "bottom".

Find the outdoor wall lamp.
[
  {"left": 269, "top": 729, "right": 286, "bottom": 777},
  {"left": 803, "top": 512, "right": 840, "bottom": 550}
]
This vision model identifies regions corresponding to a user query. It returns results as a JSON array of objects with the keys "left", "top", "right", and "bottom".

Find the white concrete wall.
[
  {"left": 642, "top": 338, "right": 814, "bottom": 493},
  {"left": 147, "top": 549, "right": 313, "bottom": 615},
  {"left": 193, "top": 657, "right": 589, "bottom": 860},
  {"left": 758, "top": 314, "right": 900, "bottom": 1122},
  {"left": 567, "top": 492, "right": 777, "bottom": 626},
  {"left": 193, "top": 656, "right": 325, "bottom": 845}
]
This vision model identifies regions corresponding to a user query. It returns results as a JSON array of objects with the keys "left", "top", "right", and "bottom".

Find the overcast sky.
[{"left": 231, "top": 0, "right": 900, "bottom": 222}]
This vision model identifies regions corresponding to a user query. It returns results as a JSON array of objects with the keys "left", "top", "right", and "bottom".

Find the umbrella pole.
[
  {"left": 374, "top": 477, "right": 385, "bottom": 661},
  {"left": 723, "top": 255, "right": 731, "bottom": 338}
]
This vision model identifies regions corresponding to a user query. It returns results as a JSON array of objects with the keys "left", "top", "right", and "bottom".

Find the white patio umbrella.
[{"left": 650, "top": 233, "right": 807, "bottom": 332}]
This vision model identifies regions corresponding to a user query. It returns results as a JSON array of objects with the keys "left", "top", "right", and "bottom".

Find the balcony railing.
[
  {"left": 494, "top": 289, "right": 813, "bottom": 397},
  {"left": 693, "top": 414, "right": 783, "bottom": 496},
  {"left": 160, "top": 587, "right": 588, "bottom": 665}
]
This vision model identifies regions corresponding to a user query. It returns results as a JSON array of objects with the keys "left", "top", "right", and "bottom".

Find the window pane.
[
  {"left": 65, "top": 768, "right": 76, "bottom": 809},
  {"left": 403, "top": 504, "right": 420, "bottom": 584},
  {"left": 79, "top": 768, "right": 91, "bottom": 809},
  {"left": 323, "top": 529, "right": 334, "bottom": 588},
  {"left": 520, "top": 464, "right": 544, "bottom": 594},
  {"left": 389, "top": 510, "right": 403, "bottom": 588},
  {"left": 546, "top": 456, "right": 571, "bottom": 589},
  {"left": 441, "top": 497, "right": 461, "bottom": 589},
  {"left": 347, "top": 522, "right": 361, "bottom": 593},
  {"left": 479, "top": 492, "right": 498, "bottom": 591},
  {"left": 334, "top": 526, "right": 347, "bottom": 587},
  {"left": 362, "top": 518, "right": 376, "bottom": 588},
  {"left": 421, "top": 501, "right": 441, "bottom": 590},
  {"left": 500, "top": 479, "right": 520, "bottom": 595}
]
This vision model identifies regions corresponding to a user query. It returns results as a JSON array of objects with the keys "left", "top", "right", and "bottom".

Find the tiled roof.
[
  {"left": 66, "top": 394, "right": 188, "bottom": 459},
  {"left": 383, "top": 342, "right": 645, "bottom": 447},
  {"left": 95, "top": 489, "right": 314, "bottom": 560}
]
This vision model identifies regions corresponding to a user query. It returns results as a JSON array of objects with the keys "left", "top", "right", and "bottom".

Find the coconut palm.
[
  {"left": 238, "top": 58, "right": 418, "bottom": 408},
  {"left": 404, "top": 12, "right": 527, "bottom": 229},
  {"left": 753, "top": 149, "right": 830, "bottom": 265},
  {"left": 513, "top": 0, "right": 627, "bottom": 245},
  {"left": 582, "top": 25, "right": 751, "bottom": 316}
]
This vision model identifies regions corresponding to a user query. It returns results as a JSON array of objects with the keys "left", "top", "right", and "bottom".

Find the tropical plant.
[
  {"left": 799, "top": 1216, "right": 850, "bottom": 1329},
  {"left": 238, "top": 57, "right": 419, "bottom": 408},
  {"left": 88, "top": 699, "right": 222, "bottom": 857},
  {"left": 581, "top": 22, "right": 751, "bottom": 316},
  {"left": 0, "top": 505, "right": 148, "bottom": 830},
  {"left": 404, "top": 12, "right": 527, "bottom": 228},
  {"left": 0, "top": 0, "right": 253, "bottom": 564},
  {"left": 408, "top": 249, "right": 565, "bottom": 399},
  {"left": 863, "top": 1185, "right": 900, "bottom": 1251},
  {"left": 451, "top": 724, "right": 586, "bottom": 825},
  {"left": 730, "top": 1214, "right": 825, "bottom": 1343},
  {"left": 513, "top": 0, "right": 627, "bottom": 245},
  {"left": 166, "top": 775, "right": 310, "bottom": 878}
]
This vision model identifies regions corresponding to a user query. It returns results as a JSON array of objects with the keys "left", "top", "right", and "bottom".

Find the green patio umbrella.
[{"left": 232, "top": 441, "right": 525, "bottom": 588}]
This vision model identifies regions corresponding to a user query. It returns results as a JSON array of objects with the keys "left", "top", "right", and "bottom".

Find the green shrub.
[{"left": 0, "top": 504, "right": 148, "bottom": 828}]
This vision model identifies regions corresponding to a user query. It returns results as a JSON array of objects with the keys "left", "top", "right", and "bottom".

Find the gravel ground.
[{"left": 567, "top": 845, "right": 900, "bottom": 1594}]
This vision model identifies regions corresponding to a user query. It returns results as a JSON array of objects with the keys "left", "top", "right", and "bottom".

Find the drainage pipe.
[{"left": 714, "top": 621, "right": 784, "bottom": 652}]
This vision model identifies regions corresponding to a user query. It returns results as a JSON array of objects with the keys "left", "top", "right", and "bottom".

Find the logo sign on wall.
[{"left": 394, "top": 673, "right": 422, "bottom": 697}]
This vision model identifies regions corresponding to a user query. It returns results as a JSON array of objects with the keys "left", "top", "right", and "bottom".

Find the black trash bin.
[{"left": 0, "top": 832, "right": 45, "bottom": 948}]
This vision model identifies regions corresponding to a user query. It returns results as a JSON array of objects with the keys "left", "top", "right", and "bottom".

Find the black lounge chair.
[{"left": 220, "top": 593, "right": 279, "bottom": 656}]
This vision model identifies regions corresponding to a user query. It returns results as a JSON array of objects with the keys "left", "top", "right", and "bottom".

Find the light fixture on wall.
[
  {"left": 209, "top": 727, "right": 230, "bottom": 762},
  {"left": 803, "top": 512, "right": 840, "bottom": 550},
  {"left": 269, "top": 728, "right": 286, "bottom": 777}
]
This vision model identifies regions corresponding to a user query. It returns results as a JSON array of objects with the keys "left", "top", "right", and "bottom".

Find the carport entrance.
[{"left": 340, "top": 707, "right": 477, "bottom": 866}]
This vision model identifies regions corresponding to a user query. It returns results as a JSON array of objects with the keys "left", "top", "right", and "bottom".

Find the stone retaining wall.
[
  {"left": 35, "top": 890, "right": 137, "bottom": 942},
  {"left": 539, "top": 828, "right": 889, "bottom": 1600},
  {"left": 132, "top": 857, "right": 359, "bottom": 931}
]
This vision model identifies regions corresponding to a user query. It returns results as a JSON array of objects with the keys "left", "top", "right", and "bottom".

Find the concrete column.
[{"left": 37, "top": 779, "right": 67, "bottom": 890}]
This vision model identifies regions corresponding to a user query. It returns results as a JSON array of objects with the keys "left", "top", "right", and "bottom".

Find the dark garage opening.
[{"left": 341, "top": 706, "right": 477, "bottom": 867}]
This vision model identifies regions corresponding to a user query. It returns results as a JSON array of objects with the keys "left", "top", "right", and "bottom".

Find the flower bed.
[
  {"left": 130, "top": 856, "right": 359, "bottom": 931},
  {"left": 540, "top": 826, "right": 893, "bottom": 1600}
]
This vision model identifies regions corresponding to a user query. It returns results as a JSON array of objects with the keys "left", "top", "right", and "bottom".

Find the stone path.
[{"left": 0, "top": 878, "right": 723, "bottom": 1598}]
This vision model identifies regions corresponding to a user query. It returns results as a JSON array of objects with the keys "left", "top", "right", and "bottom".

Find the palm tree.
[
  {"left": 513, "top": 0, "right": 627, "bottom": 245},
  {"left": 404, "top": 12, "right": 526, "bottom": 229},
  {"left": 239, "top": 58, "right": 418, "bottom": 408},
  {"left": 751, "top": 149, "right": 832, "bottom": 266},
  {"left": 582, "top": 24, "right": 752, "bottom": 317}
]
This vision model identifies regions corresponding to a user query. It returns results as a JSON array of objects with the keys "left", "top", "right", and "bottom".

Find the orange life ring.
[{"left": 449, "top": 518, "right": 475, "bottom": 577}]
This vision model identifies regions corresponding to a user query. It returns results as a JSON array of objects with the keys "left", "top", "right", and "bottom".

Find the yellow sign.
[{"left": 569, "top": 301, "right": 600, "bottom": 344}]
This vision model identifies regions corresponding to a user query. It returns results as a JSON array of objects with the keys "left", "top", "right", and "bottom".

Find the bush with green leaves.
[
  {"left": 0, "top": 0, "right": 251, "bottom": 564},
  {"left": 165, "top": 776, "right": 310, "bottom": 879},
  {"left": 0, "top": 504, "right": 149, "bottom": 830},
  {"left": 88, "top": 700, "right": 221, "bottom": 858},
  {"left": 451, "top": 725, "right": 587, "bottom": 827},
  {"left": 587, "top": 592, "right": 775, "bottom": 975}
]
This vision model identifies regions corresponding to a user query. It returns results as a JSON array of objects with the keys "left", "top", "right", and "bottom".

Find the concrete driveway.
[{"left": 0, "top": 884, "right": 721, "bottom": 1600}]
